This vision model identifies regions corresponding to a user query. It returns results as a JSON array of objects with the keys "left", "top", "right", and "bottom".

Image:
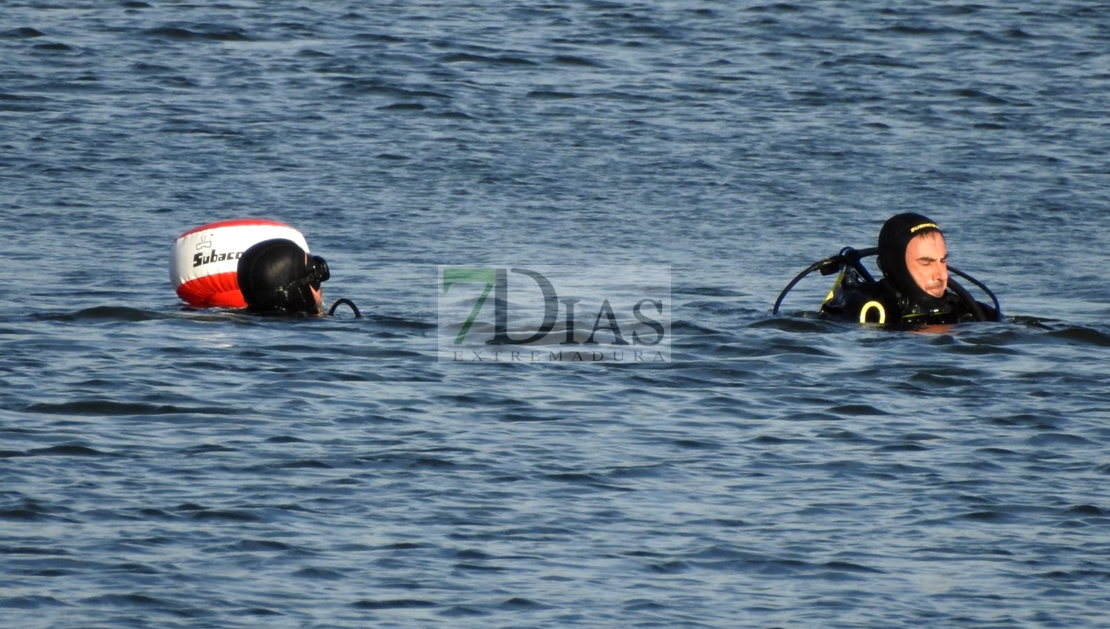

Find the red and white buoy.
[{"left": 170, "top": 219, "right": 309, "bottom": 308}]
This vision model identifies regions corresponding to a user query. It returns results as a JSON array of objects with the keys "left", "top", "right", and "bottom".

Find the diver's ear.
[{"left": 876, "top": 256, "right": 884, "bottom": 273}]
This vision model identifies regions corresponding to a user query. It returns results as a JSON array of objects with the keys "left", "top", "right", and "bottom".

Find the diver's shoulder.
[{"left": 819, "top": 277, "right": 897, "bottom": 324}]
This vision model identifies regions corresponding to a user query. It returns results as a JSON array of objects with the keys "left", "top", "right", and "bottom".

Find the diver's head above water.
[
  {"left": 237, "top": 238, "right": 330, "bottom": 316},
  {"left": 878, "top": 212, "right": 949, "bottom": 305}
]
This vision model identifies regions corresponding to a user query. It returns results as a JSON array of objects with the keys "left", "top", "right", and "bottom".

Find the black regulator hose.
[
  {"left": 772, "top": 259, "right": 834, "bottom": 316},
  {"left": 328, "top": 298, "right": 362, "bottom": 318},
  {"left": 948, "top": 266, "right": 1002, "bottom": 321},
  {"left": 945, "top": 278, "right": 988, "bottom": 322},
  {"left": 772, "top": 247, "right": 878, "bottom": 315}
]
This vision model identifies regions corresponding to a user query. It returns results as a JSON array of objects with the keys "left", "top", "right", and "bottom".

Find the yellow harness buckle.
[{"left": 859, "top": 301, "right": 886, "bottom": 324}]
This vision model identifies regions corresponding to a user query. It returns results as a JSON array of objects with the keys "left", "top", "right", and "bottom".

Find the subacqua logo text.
[{"left": 192, "top": 249, "right": 244, "bottom": 267}]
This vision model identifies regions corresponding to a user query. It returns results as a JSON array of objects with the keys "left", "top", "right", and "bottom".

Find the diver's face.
[
  {"left": 905, "top": 232, "right": 948, "bottom": 298},
  {"left": 310, "top": 285, "right": 323, "bottom": 313},
  {"left": 307, "top": 254, "right": 324, "bottom": 314}
]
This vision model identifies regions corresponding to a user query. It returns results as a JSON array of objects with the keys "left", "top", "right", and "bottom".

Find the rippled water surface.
[{"left": 3, "top": 2, "right": 1109, "bottom": 627}]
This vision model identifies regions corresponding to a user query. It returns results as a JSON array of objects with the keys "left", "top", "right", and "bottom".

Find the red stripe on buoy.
[
  {"left": 176, "top": 271, "right": 245, "bottom": 308},
  {"left": 175, "top": 218, "right": 290, "bottom": 239}
]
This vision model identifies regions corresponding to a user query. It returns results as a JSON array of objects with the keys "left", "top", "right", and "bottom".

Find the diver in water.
[
  {"left": 774, "top": 213, "right": 1001, "bottom": 329},
  {"left": 237, "top": 238, "right": 360, "bottom": 317}
]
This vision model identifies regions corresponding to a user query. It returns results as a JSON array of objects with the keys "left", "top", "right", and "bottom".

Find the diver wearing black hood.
[
  {"left": 820, "top": 213, "right": 998, "bottom": 328},
  {"left": 774, "top": 213, "right": 1001, "bottom": 329},
  {"left": 237, "top": 238, "right": 331, "bottom": 316}
]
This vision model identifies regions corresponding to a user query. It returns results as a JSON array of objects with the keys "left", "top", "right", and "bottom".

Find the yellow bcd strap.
[
  {"left": 822, "top": 270, "right": 846, "bottom": 305},
  {"left": 859, "top": 301, "right": 886, "bottom": 324}
]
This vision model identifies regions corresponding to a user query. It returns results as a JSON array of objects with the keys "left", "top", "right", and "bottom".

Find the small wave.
[
  {"left": 292, "top": 567, "right": 345, "bottom": 579},
  {"left": 32, "top": 42, "right": 76, "bottom": 53},
  {"left": 275, "top": 459, "right": 333, "bottom": 469},
  {"left": 751, "top": 316, "right": 840, "bottom": 334},
  {"left": 110, "top": 562, "right": 160, "bottom": 575},
  {"left": 32, "top": 306, "right": 165, "bottom": 322},
  {"left": 0, "top": 545, "right": 70, "bottom": 556},
  {"left": 1025, "top": 432, "right": 1093, "bottom": 446},
  {"left": 819, "top": 53, "right": 919, "bottom": 69},
  {"left": 687, "top": 546, "right": 817, "bottom": 576},
  {"left": 143, "top": 25, "right": 251, "bottom": 41},
  {"left": 1045, "top": 326, "right": 1110, "bottom": 347},
  {"left": 334, "top": 79, "right": 450, "bottom": 100},
  {"left": 180, "top": 444, "right": 237, "bottom": 455},
  {"left": 188, "top": 509, "right": 263, "bottom": 523},
  {"left": 880, "top": 24, "right": 959, "bottom": 37},
  {"left": 0, "top": 93, "right": 54, "bottom": 113},
  {"left": 822, "top": 560, "right": 886, "bottom": 574},
  {"left": 0, "top": 508, "right": 47, "bottom": 521},
  {"left": 351, "top": 32, "right": 405, "bottom": 44},
  {"left": 352, "top": 598, "right": 437, "bottom": 610},
  {"left": 131, "top": 61, "right": 179, "bottom": 73},
  {"left": 221, "top": 539, "right": 293, "bottom": 552},
  {"left": 745, "top": 3, "right": 808, "bottom": 13},
  {"left": 826, "top": 403, "right": 888, "bottom": 417},
  {"left": 0, "top": 594, "right": 69, "bottom": 609},
  {"left": 26, "top": 444, "right": 109, "bottom": 457},
  {"left": 552, "top": 55, "right": 604, "bottom": 68},
  {"left": 1064, "top": 504, "right": 1106, "bottom": 516},
  {"left": 961, "top": 510, "right": 1014, "bottom": 523},
  {"left": 499, "top": 597, "right": 548, "bottom": 609},
  {"left": 379, "top": 102, "right": 425, "bottom": 111},
  {"left": 0, "top": 495, "right": 75, "bottom": 521},
  {"left": 1, "top": 27, "right": 46, "bottom": 39},
  {"left": 527, "top": 90, "right": 578, "bottom": 100},
  {"left": 25, "top": 400, "right": 236, "bottom": 416},
  {"left": 440, "top": 52, "right": 537, "bottom": 66},
  {"left": 952, "top": 87, "right": 1012, "bottom": 105},
  {"left": 81, "top": 593, "right": 173, "bottom": 607},
  {"left": 544, "top": 472, "right": 633, "bottom": 492}
]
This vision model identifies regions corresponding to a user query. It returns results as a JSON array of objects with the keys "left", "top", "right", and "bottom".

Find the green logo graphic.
[{"left": 441, "top": 267, "right": 495, "bottom": 345}]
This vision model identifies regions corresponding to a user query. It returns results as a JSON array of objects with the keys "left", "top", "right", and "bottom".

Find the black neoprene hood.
[
  {"left": 237, "top": 238, "right": 320, "bottom": 315},
  {"left": 877, "top": 212, "right": 945, "bottom": 306}
]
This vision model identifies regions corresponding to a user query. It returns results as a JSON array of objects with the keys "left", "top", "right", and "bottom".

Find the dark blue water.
[{"left": 3, "top": 2, "right": 1110, "bottom": 627}]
